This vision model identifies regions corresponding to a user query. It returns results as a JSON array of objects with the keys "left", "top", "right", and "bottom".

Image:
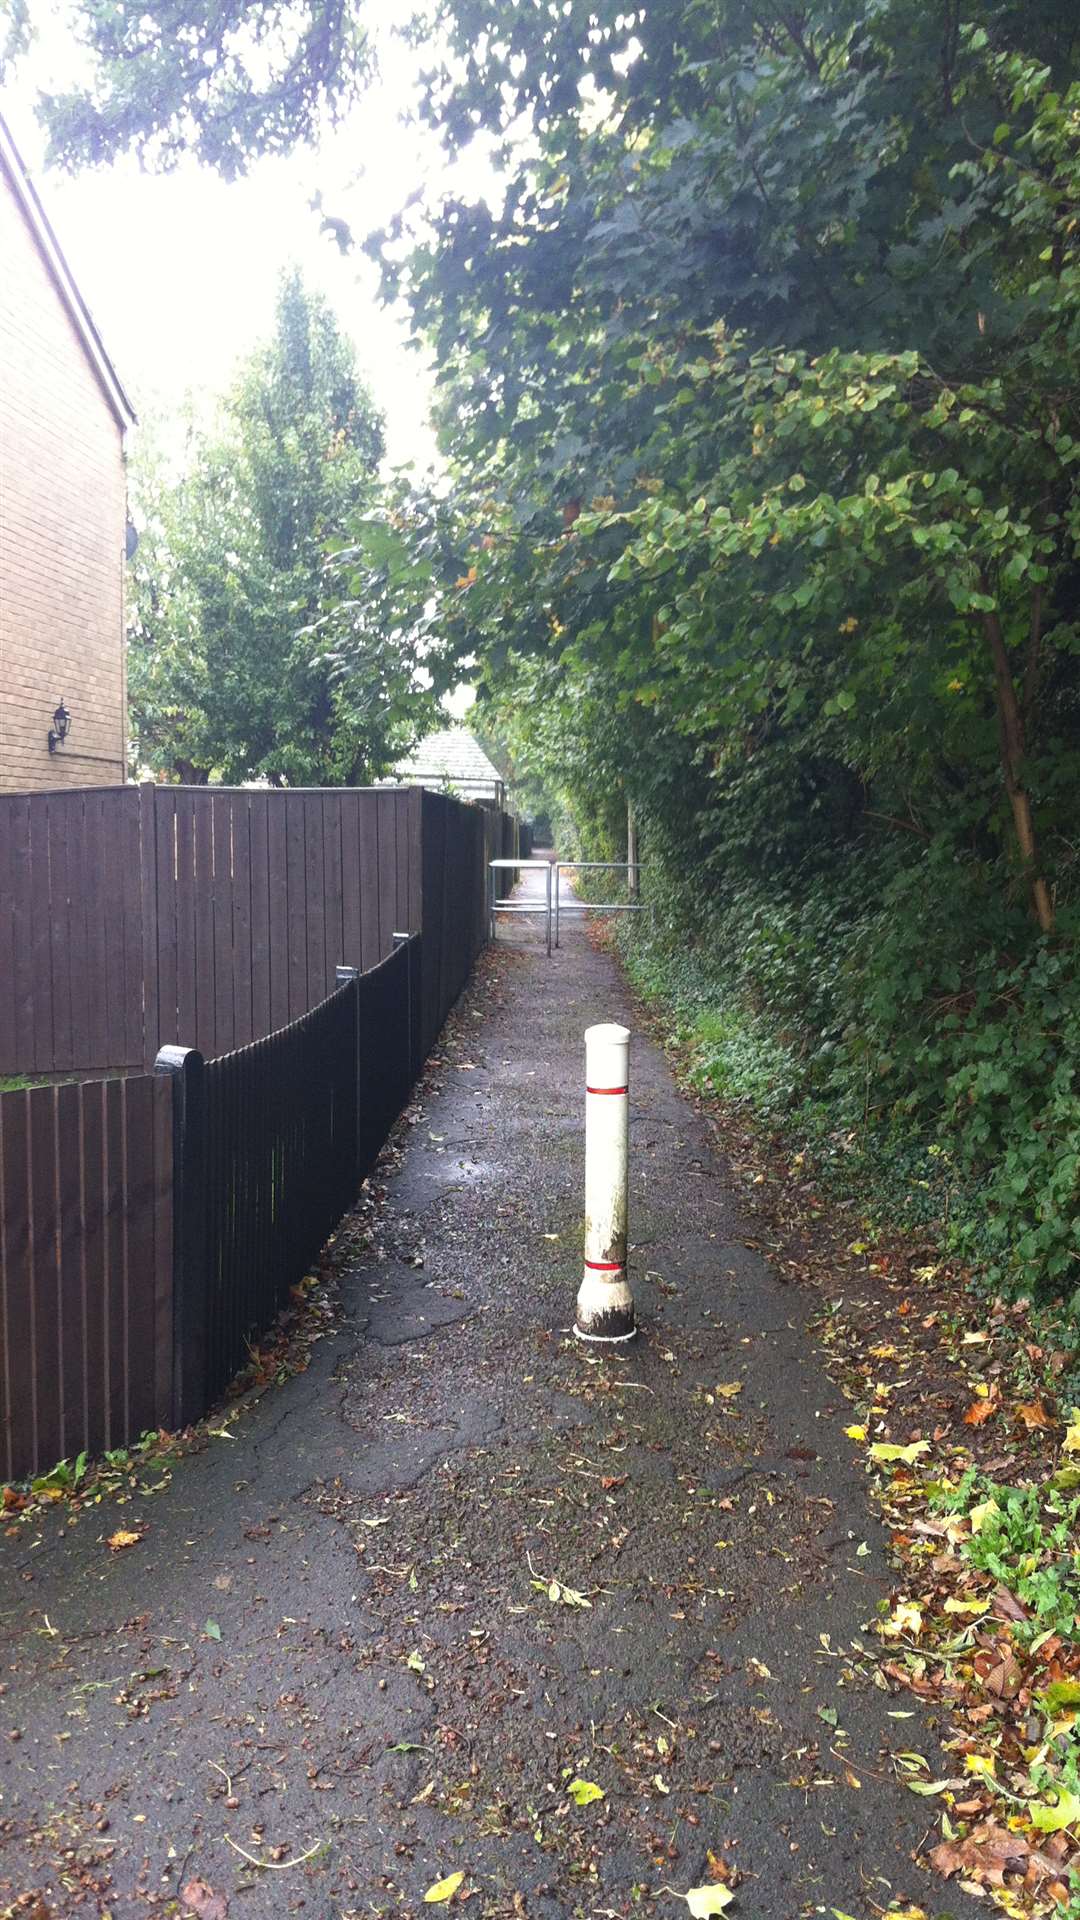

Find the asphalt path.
[{"left": 0, "top": 861, "right": 975, "bottom": 1919}]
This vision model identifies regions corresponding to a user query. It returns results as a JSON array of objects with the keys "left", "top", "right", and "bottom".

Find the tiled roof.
[{"left": 392, "top": 727, "right": 505, "bottom": 796}]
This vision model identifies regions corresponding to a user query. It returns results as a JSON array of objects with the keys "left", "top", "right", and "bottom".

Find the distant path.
[{"left": 0, "top": 861, "right": 975, "bottom": 1917}]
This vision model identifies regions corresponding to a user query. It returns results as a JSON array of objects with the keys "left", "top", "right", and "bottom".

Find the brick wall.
[{"left": 0, "top": 158, "right": 127, "bottom": 792}]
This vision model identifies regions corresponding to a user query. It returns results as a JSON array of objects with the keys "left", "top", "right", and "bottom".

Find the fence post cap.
[
  {"left": 335, "top": 964, "right": 360, "bottom": 983},
  {"left": 154, "top": 1044, "right": 203, "bottom": 1074},
  {"left": 585, "top": 1023, "right": 630, "bottom": 1047}
]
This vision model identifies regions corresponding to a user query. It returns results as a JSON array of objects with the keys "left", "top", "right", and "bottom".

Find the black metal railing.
[{"left": 156, "top": 934, "right": 421, "bottom": 1422}]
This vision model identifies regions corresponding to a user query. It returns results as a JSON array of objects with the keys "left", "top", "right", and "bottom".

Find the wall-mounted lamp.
[{"left": 47, "top": 698, "right": 71, "bottom": 754}]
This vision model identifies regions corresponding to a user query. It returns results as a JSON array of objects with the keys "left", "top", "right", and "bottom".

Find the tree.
[
  {"left": 28, "top": 0, "right": 370, "bottom": 177},
  {"left": 128, "top": 268, "right": 435, "bottom": 783}
]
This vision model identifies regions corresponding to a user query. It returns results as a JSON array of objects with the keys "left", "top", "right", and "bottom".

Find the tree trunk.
[{"left": 982, "top": 600, "right": 1054, "bottom": 934}]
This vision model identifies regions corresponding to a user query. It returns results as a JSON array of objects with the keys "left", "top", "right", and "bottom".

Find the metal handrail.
[
  {"left": 554, "top": 861, "right": 647, "bottom": 948},
  {"left": 488, "top": 858, "right": 552, "bottom": 956}
]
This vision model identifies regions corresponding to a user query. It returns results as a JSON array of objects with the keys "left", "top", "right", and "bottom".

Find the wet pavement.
[{"left": 0, "top": 863, "right": 975, "bottom": 1918}]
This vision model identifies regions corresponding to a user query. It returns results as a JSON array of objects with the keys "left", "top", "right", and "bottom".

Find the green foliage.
[
  {"left": 35, "top": 1, "right": 370, "bottom": 178},
  {"left": 128, "top": 269, "right": 435, "bottom": 784},
  {"left": 43, "top": 0, "right": 1080, "bottom": 1295}
]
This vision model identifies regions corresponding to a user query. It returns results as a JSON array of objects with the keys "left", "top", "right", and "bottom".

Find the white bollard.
[{"left": 575, "top": 1022, "right": 636, "bottom": 1343}]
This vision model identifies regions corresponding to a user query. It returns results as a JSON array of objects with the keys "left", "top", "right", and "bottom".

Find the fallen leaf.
[
  {"left": 869, "top": 1441, "right": 929, "bottom": 1465},
  {"left": 881, "top": 1600, "right": 923, "bottom": 1638},
  {"left": 714, "top": 1382, "right": 743, "bottom": 1399},
  {"left": 423, "top": 1871, "right": 464, "bottom": 1903},
  {"left": 567, "top": 1777, "right": 605, "bottom": 1807},
  {"left": 106, "top": 1529, "right": 142, "bottom": 1551},
  {"left": 181, "top": 1879, "right": 228, "bottom": 1920},
  {"left": 203, "top": 1619, "right": 222, "bottom": 1641},
  {"left": 1015, "top": 1399, "right": 1054, "bottom": 1431},
  {"left": 1029, "top": 1787, "right": 1080, "bottom": 1833},
  {"left": 1040, "top": 1679, "right": 1080, "bottom": 1715},
  {"left": 963, "top": 1397, "right": 997, "bottom": 1427},
  {"left": 844, "top": 1424, "right": 867, "bottom": 1441},
  {"left": 686, "top": 1888, "right": 734, "bottom": 1916},
  {"left": 1063, "top": 1408, "right": 1080, "bottom": 1453}
]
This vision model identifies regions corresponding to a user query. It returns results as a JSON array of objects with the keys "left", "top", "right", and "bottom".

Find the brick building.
[{"left": 0, "top": 111, "right": 135, "bottom": 792}]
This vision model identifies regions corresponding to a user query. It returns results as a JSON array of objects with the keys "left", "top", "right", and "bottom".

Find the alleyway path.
[{"left": 0, "top": 865, "right": 973, "bottom": 1918}]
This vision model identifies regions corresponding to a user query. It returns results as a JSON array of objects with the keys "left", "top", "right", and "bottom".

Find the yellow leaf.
[
  {"left": 106, "top": 1529, "right": 142, "bottom": 1551},
  {"left": 686, "top": 1888, "right": 734, "bottom": 1916},
  {"left": 968, "top": 1498, "right": 998, "bottom": 1534},
  {"left": 881, "top": 1600, "right": 923, "bottom": 1638},
  {"left": 964, "top": 1752, "right": 996, "bottom": 1779},
  {"left": 1063, "top": 1407, "right": 1080, "bottom": 1453},
  {"left": 715, "top": 1382, "right": 743, "bottom": 1398},
  {"left": 844, "top": 1424, "right": 867, "bottom": 1441},
  {"left": 423, "top": 1872, "right": 464, "bottom": 1904},
  {"left": 869, "top": 1441, "right": 929, "bottom": 1465},
  {"left": 943, "top": 1596, "right": 989, "bottom": 1616}
]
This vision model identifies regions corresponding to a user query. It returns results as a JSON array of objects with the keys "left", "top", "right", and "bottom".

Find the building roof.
[
  {"left": 0, "top": 110, "right": 136, "bottom": 430},
  {"left": 392, "top": 727, "right": 506, "bottom": 799}
]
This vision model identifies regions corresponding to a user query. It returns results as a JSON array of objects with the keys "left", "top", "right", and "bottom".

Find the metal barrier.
[
  {"left": 488, "top": 858, "right": 553, "bottom": 956},
  {"left": 554, "top": 862, "right": 646, "bottom": 948}
]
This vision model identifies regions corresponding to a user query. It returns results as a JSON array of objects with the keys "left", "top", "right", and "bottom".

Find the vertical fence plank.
[
  {"left": 124, "top": 1075, "right": 158, "bottom": 1440},
  {"left": 151, "top": 1075, "right": 173, "bottom": 1426},
  {"left": 154, "top": 787, "right": 179, "bottom": 1049},
  {"left": 193, "top": 791, "right": 215, "bottom": 1058},
  {"left": 103, "top": 1075, "right": 127, "bottom": 1449},
  {"left": 249, "top": 794, "right": 271, "bottom": 1042},
  {"left": 0, "top": 803, "right": 14, "bottom": 1073},
  {"left": 10, "top": 797, "right": 35, "bottom": 1076},
  {"left": 138, "top": 784, "right": 160, "bottom": 1066},
  {"left": 84, "top": 795, "right": 109, "bottom": 1069},
  {"left": 81, "top": 1081, "right": 108, "bottom": 1459},
  {"left": 0, "top": 1090, "right": 32, "bottom": 1482},
  {"left": 56, "top": 1083, "right": 86, "bottom": 1460},
  {"left": 28, "top": 798, "right": 54, "bottom": 1072},
  {"left": 59, "top": 798, "right": 86, "bottom": 1072},
  {"left": 174, "top": 792, "right": 198, "bottom": 1048},
  {"left": 376, "top": 792, "right": 398, "bottom": 959},
  {"left": 358, "top": 792, "right": 380, "bottom": 971},
  {"left": 267, "top": 795, "right": 290, "bottom": 1033},
  {"left": 341, "top": 790, "right": 363, "bottom": 971},
  {"left": 211, "top": 793, "right": 235, "bottom": 1056},
  {"left": 231, "top": 793, "right": 254, "bottom": 1050},
  {"left": 28, "top": 1087, "right": 60, "bottom": 1468},
  {"left": 304, "top": 794, "right": 327, "bottom": 1005},
  {"left": 286, "top": 796, "right": 308, "bottom": 1021},
  {"left": 323, "top": 794, "right": 344, "bottom": 980}
]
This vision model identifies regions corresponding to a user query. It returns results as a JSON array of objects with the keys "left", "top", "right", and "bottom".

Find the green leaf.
[
  {"left": 203, "top": 1619, "right": 221, "bottom": 1641},
  {"left": 1030, "top": 1788, "right": 1080, "bottom": 1832},
  {"left": 567, "top": 1777, "right": 605, "bottom": 1806}
]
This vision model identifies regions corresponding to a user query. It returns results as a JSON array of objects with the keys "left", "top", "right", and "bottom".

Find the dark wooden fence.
[
  {"left": 0, "top": 1073, "right": 174, "bottom": 1481},
  {"left": 0, "top": 780, "right": 519, "bottom": 1482},
  {"left": 0, "top": 783, "right": 516, "bottom": 1078}
]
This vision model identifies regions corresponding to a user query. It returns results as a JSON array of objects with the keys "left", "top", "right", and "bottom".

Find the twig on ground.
[{"left": 224, "top": 1834, "right": 322, "bottom": 1870}]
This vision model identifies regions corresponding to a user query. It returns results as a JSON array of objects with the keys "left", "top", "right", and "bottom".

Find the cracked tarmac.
[{"left": 0, "top": 865, "right": 978, "bottom": 1918}]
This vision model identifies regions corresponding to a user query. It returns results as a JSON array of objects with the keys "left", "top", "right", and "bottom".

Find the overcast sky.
[{"left": 2, "top": 2, "right": 496, "bottom": 472}]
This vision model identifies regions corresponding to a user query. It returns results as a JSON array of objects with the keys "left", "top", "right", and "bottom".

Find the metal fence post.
[
  {"left": 336, "top": 965, "right": 362, "bottom": 1184},
  {"left": 392, "top": 935, "right": 411, "bottom": 1105},
  {"left": 154, "top": 1044, "right": 208, "bottom": 1427}
]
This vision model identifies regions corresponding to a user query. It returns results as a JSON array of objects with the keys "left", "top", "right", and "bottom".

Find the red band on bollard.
[
  {"left": 584, "top": 1258, "right": 624, "bottom": 1272},
  {"left": 586, "top": 1084, "right": 628, "bottom": 1095}
]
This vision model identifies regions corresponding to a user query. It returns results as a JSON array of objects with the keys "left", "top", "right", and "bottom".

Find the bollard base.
[
  {"left": 574, "top": 1269, "right": 637, "bottom": 1344},
  {"left": 574, "top": 1321, "right": 638, "bottom": 1345}
]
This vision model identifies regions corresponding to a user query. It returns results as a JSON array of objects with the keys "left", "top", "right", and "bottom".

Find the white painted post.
[{"left": 575, "top": 1022, "right": 636, "bottom": 1343}]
